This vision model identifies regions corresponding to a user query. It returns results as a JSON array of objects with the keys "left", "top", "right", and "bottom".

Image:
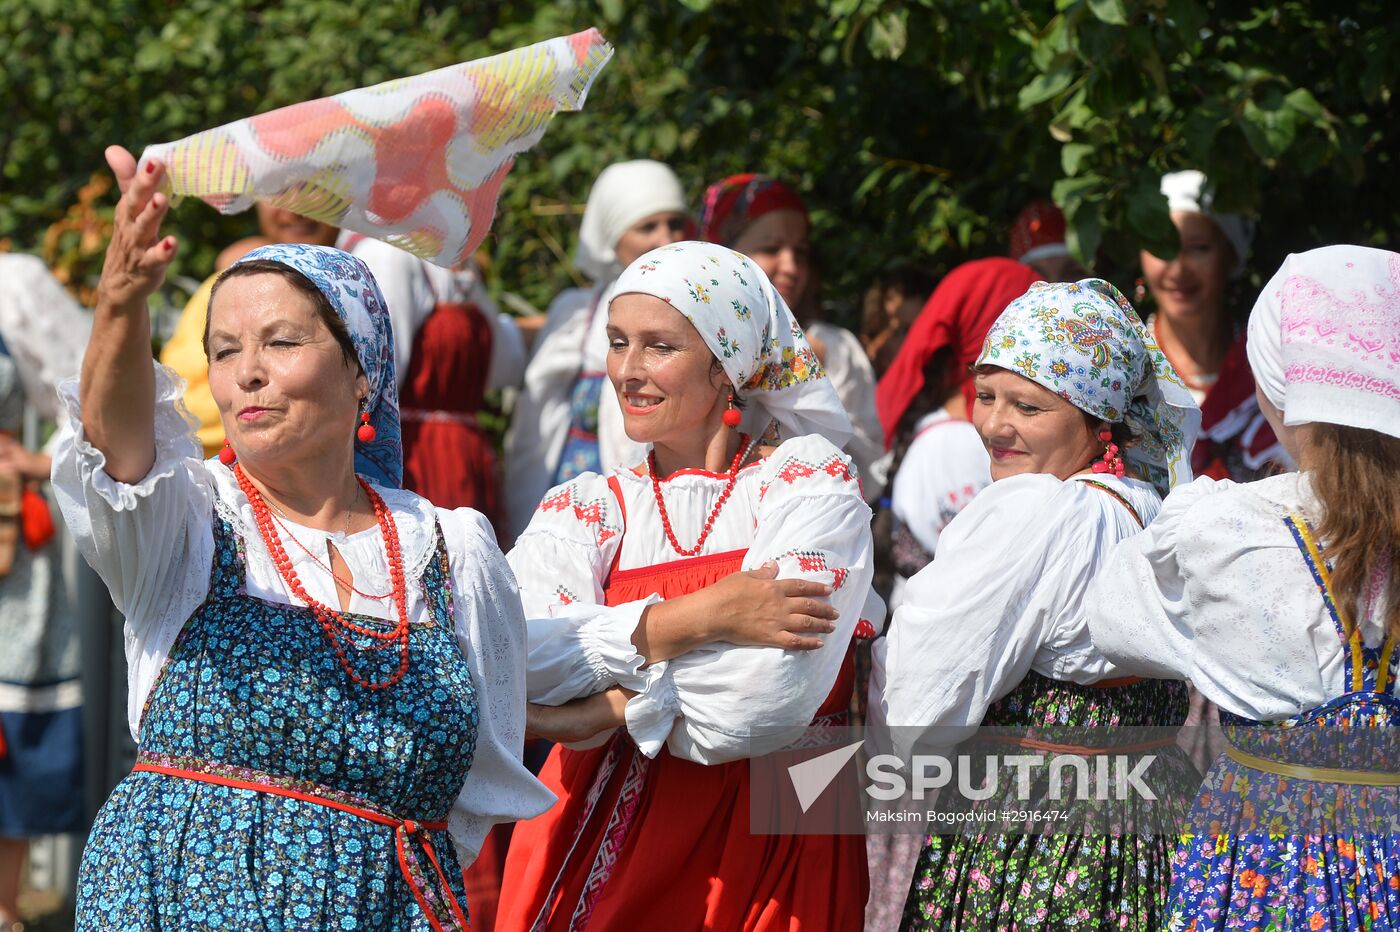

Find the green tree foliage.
[{"left": 2, "top": 0, "right": 1395, "bottom": 316}]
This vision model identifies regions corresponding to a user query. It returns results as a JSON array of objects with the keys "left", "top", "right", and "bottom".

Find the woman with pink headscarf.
[{"left": 1088, "top": 245, "right": 1400, "bottom": 929}]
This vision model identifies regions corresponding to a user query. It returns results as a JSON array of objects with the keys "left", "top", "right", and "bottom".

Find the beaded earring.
[
  {"left": 721, "top": 388, "right": 742, "bottom": 429},
  {"left": 218, "top": 439, "right": 237, "bottom": 466},
  {"left": 1091, "top": 427, "right": 1125, "bottom": 477},
  {"left": 356, "top": 401, "right": 377, "bottom": 443}
]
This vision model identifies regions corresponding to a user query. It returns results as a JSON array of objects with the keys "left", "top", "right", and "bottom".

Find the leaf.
[
  {"left": 1086, "top": 0, "right": 1128, "bottom": 26},
  {"left": 1124, "top": 175, "right": 1177, "bottom": 258},
  {"left": 1018, "top": 69, "right": 1074, "bottom": 109},
  {"left": 867, "top": 9, "right": 908, "bottom": 61},
  {"left": 1061, "top": 142, "right": 1094, "bottom": 175},
  {"left": 1064, "top": 202, "right": 1103, "bottom": 265}
]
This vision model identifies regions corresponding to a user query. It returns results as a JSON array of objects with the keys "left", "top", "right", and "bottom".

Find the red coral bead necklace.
[
  {"left": 649, "top": 433, "right": 753, "bottom": 557},
  {"left": 233, "top": 463, "right": 411, "bottom": 690}
]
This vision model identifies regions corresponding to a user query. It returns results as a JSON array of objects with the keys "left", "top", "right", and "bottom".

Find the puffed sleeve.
[
  {"left": 626, "top": 435, "right": 875, "bottom": 765},
  {"left": 878, "top": 475, "right": 1110, "bottom": 758},
  {"left": 507, "top": 472, "right": 660, "bottom": 706},
  {"left": 50, "top": 361, "right": 216, "bottom": 737},
  {"left": 440, "top": 507, "right": 555, "bottom": 864},
  {"left": 1085, "top": 476, "right": 1337, "bottom": 720},
  {"left": 1084, "top": 478, "right": 1228, "bottom": 682}
]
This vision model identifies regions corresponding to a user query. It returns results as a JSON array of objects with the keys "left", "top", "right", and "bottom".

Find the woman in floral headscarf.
[
  {"left": 877, "top": 278, "right": 1201, "bottom": 929},
  {"left": 57, "top": 149, "right": 550, "bottom": 929},
  {"left": 497, "top": 241, "right": 877, "bottom": 931},
  {"left": 1088, "top": 245, "right": 1400, "bottom": 931}
]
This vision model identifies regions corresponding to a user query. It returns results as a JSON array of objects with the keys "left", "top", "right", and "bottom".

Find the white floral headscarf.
[
  {"left": 976, "top": 278, "right": 1200, "bottom": 495},
  {"left": 611, "top": 241, "right": 852, "bottom": 449}
]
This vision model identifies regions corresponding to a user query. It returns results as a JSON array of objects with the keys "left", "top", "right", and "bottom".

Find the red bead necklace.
[
  {"left": 649, "top": 434, "right": 753, "bottom": 557},
  {"left": 234, "top": 464, "right": 411, "bottom": 690}
]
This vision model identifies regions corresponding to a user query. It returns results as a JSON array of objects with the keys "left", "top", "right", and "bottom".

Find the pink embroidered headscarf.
[{"left": 1247, "top": 245, "right": 1400, "bottom": 438}]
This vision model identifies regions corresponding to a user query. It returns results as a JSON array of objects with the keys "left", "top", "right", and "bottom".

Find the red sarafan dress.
[
  {"left": 498, "top": 434, "right": 875, "bottom": 932},
  {"left": 399, "top": 293, "right": 501, "bottom": 529}
]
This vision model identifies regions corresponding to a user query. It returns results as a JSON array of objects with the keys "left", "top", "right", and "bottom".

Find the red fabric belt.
[{"left": 132, "top": 755, "right": 471, "bottom": 931}]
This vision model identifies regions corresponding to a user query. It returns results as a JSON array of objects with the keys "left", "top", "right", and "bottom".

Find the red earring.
[
  {"left": 1091, "top": 427, "right": 1124, "bottom": 477},
  {"left": 356, "top": 406, "right": 377, "bottom": 443},
  {"left": 218, "top": 439, "right": 237, "bottom": 466},
  {"left": 722, "top": 389, "right": 742, "bottom": 428}
]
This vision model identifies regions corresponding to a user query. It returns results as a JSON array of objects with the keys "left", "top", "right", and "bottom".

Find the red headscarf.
[
  {"left": 699, "top": 174, "right": 808, "bottom": 244},
  {"left": 875, "top": 257, "right": 1042, "bottom": 445},
  {"left": 1008, "top": 199, "right": 1070, "bottom": 264}
]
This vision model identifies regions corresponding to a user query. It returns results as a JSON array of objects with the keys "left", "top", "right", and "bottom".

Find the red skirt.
[{"left": 496, "top": 548, "right": 867, "bottom": 931}]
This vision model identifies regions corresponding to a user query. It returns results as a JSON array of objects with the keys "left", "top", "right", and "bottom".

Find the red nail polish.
[{"left": 145, "top": 163, "right": 155, "bottom": 174}]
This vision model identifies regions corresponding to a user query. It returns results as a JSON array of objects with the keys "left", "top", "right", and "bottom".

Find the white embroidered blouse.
[
  {"left": 50, "top": 363, "right": 553, "bottom": 863},
  {"left": 1086, "top": 473, "right": 1397, "bottom": 718},
  {"left": 509, "top": 433, "right": 877, "bottom": 765}
]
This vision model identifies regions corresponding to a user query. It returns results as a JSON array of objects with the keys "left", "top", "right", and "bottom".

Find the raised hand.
[{"left": 96, "top": 145, "right": 178, "bottom": 315}]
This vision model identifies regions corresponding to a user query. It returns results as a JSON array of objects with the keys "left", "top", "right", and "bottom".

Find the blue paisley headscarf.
[
  {"left": 976, "top": 278, "right": 1200, "bottom": 495},
  {"left": 228, "top": 243, "right": 402, "bottom": 487}
]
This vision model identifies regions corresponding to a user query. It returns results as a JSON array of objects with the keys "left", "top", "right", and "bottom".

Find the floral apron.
[{"left": 1166, "top": 513, "right": 1400, "bottom": 932}]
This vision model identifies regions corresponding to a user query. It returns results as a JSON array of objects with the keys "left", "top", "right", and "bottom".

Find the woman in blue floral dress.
[
  {"left": 1089, "top": 245, "right": 1400, "bottom": 930},
  {"left": 53, "top": 148, "right": 551, "bottom": 930}
]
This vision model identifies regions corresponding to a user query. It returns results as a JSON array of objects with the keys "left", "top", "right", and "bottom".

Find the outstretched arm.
[{"left": 80, "top": 146, "right": 178, "bottom": 484}]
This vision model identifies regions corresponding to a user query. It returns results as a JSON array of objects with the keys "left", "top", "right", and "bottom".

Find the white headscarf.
[
  {"left": 573, "top": 160, "right": 687, "bottom": 283},
  {"left": 1160, "top": 170, "right": 1255, "bottom": 278},
  {"left": 611, "top": 241, "right": 853, "bottom": 449},
  {"left": 1246, "top": 245, "right": 1400, "bottom": 439}
]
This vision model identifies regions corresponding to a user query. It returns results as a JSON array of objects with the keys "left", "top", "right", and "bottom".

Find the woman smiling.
[
  {"left": 497, "top": 242, "right": 875, "bottom": 931},
  {"left": 876, "top": 279, "right": 1200, "bottom": 929}
]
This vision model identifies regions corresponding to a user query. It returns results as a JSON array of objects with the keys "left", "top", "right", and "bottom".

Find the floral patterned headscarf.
[
  {"left": 611, "top": 241, "right": 852, "bottom": 449},
  {"left": 976, "top": 278, "right": 1200, "bottom": 494},
  {"left": 226, "top": 243, "right": 402, "bottom": 487}
]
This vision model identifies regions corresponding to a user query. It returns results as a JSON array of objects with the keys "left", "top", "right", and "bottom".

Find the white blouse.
[
  {"left": 887, "top": 410, "right": 992, "bottom": 610},
  {"left": 509, "top": 433, "right": 878, "bottom": 765},
  {"left": 502, "top": 281, "right": 644, "bottom": 540},
  {"left": 1086, "top": 473, "right": 1396, "bottom": 719},
  {"left": 50, "top": 363, "right": 553, "bottom": 863},
  {"left": 875, "top": 473, "right": 1162, "bottom": 756}
]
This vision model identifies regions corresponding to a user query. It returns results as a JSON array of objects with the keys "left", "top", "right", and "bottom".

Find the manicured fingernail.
[
  {"left": 164, "top": 237, "right": 175, "bottom": 250},
  {"left": 145, "top": 162, "right": 155, "bottom": 174}
]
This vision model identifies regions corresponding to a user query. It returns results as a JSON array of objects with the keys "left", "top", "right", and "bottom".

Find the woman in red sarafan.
[{"left": 497, "top": 241, "right": 878, "bottom": 931}]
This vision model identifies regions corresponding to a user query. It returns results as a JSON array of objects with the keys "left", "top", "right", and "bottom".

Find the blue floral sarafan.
[
  {"left": 976, "top": 279, "right": 1200, "bottom": 496},
  {"left": 75, "top": 516, "right": 480, "bottom": 930},
  {"left": 1166, "top": 513, "right": 1400, "bottom": 931}
]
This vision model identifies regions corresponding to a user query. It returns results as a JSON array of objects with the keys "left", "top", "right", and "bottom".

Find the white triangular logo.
[{"left": 787, "top": 739, "right": 864, "bottom": 813}]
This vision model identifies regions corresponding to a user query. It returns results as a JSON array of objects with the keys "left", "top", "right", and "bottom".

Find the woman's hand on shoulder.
[
  {"left": 689, "top": 560, "right": 838, "bottom": 650},
  {"left": 98, "top": 146, "right": 178, "bottom": 316}
]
